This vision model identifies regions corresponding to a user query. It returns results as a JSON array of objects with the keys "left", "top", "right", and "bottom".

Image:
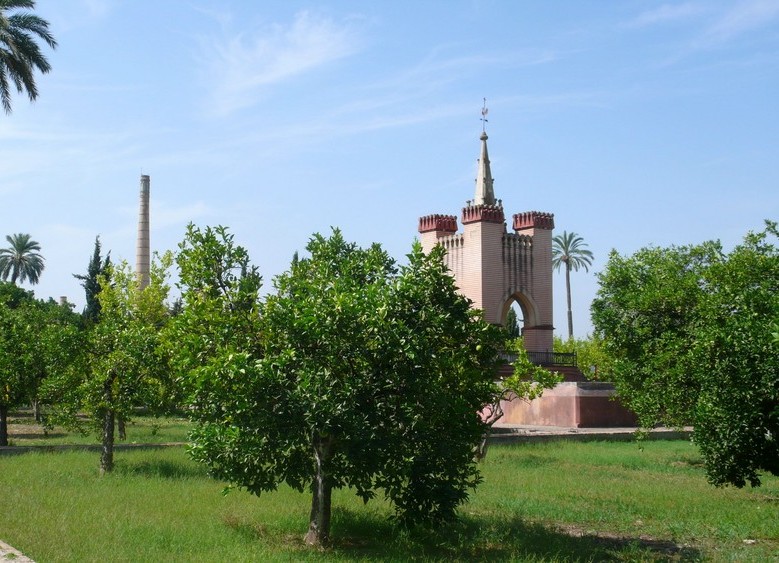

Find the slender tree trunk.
[
  {"left": 100, "top": 408, "right": 115, "bottom": 475},
  {"left": 305, "top": 434, "right": 333, "bottom": 547},
  {"left": 33, "top": 399, "right": 41, "bottom": 423},
  {"left": 118, "top": 416, "right": 126, "bottom": 441},
  {"left": 0, "top": 404, "right": 9, "bottom": 447},
  {"left": 565, "top": 264, "right": 574, "bottom": 340},
  {"left": 100, "top": 373, "right": 116, "bottom": 475}
]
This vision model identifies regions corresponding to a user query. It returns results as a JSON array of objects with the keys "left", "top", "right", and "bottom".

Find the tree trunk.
[
  {"left": 476, "top": 401, "right": 504, "bottom": 461},
  {"left": 33, "top": 399, "right": 41, "bottom": 423},
  {"left": 118, "top": 416, "right": 126, "bottom": 441},
  {"left": 100, "top": 408, "right": 115, "bottom": 475},
  {"left": 305, "top": 434, "right": 333, "bottom": 547},
  {"left": 100, "top": 373, "right": 116, "bottom": 475},
  {"left": 565, "top": 264, "right": 574, "bottom": 340},
  {"left": 0, "top": 404, "right": 9, "bottom": 447}
]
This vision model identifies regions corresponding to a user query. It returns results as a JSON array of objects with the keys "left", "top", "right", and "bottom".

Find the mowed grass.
[
  {"left": 6, "top": 412, "right": 190, "bottom": 446},
  {"left": 1, "top": 440, "right": 778, "bottom": 561}
]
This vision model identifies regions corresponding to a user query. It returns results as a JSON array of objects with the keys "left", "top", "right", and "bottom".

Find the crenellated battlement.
[
  {"left": 461, "top": 204, "right": 505, "bottom": 225},
  {"left": 513, "top": 211, "right": 554, "bottom": 231},
  {"left": 418, "top": 213, "right": 458, "bottom": 234}
]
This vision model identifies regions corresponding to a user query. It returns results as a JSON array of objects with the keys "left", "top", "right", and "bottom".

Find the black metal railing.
[
  {"left": 500, "top": 351, "right": 578, "bottom": 367},
  {"left": 527, "top": 351, "right": 577, "bottom": 366}
]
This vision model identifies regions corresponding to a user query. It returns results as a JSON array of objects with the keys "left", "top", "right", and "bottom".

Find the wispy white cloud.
[
  {"left": 627, "top": 2, "right": 705, "bottom": 28},
  {"left": 313, "top": 47, "right": 559, "bottom": 134},
  {"left": 201, "top": 11, "right": 361, "bottom": 116},
  {"left": 44, "top": 0, "right": 115, "bottom": 33},
  {"left": 80, "top": 0, "right": 113, "bottom": 20},
  {"left": 374, "top": 47, "right": 557, "bottom": 96},
  {"left": 703, "top": 0, "right": 779, "bottom": 42},
  {"left": 625, "top": 0, "right": 779, "bottom": 65}
]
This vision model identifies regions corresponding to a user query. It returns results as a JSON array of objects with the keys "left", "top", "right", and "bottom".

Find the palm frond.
[{"left": 0, "top": 0, "right": 56, "bottom": 113}]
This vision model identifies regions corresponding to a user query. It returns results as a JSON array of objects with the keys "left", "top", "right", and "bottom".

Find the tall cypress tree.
[{"left": 74, "top": 236, "right": 111, "bottom": 324}]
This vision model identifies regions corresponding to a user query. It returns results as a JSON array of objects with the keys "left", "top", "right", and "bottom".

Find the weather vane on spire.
[{"left": 481, "top": 98, "right": 489, "bottom": 132}]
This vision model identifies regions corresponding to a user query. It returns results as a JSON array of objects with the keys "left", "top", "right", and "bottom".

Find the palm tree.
[
  {"left": 0, "top": 0, "right": 58, "bottom": 114},
  {"left": 0, "top": 233, "right": 45, "bottom": 285},
  {"left": 552, "top": 231, "right": 593, "bottom": 340}
]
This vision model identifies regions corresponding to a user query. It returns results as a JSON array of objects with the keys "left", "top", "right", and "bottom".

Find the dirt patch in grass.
[
  {"left": 7, "top": 423, "right": 64, "bottom": 441},
  {"left": 555, "top": 523, "right": 700, "bottom": 560}
]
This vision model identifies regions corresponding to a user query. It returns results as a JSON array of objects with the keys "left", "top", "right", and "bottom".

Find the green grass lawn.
[
  {"left": 5, "top": 411, "right": 191, "bottom": 446},
  {"left": 1, "top": 428, "right": 778, "bottom": 561}
]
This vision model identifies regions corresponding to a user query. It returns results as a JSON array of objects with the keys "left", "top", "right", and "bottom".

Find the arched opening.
[
  {"left": 501, "top": 292, "right": 536, "bottom": 337},
  {"left": 505, "top": 301, "right": 523, "bottom": 338}
]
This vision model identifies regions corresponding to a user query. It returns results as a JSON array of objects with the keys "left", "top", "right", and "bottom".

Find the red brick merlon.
[
  {"left": 418, "top": 213, "right": 458, "bottom": 234},
  {"left": 461, "top": 204, "right": 505, "bottom": 225},
  {"left": 513, "top": 211, "right": 555, "bottom": 231}
]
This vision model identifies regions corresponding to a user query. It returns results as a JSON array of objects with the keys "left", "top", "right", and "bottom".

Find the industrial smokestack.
[{"left": 136, "top": 174, "right": 151, "bottom": 289}]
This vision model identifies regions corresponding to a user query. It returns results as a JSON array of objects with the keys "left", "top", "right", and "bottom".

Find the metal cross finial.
[{"left": 481, "top": 98, "right": 489, "bottom": 132}]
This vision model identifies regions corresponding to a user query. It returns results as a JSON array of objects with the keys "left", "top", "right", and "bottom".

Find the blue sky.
[{"left": 2, "top": 0, "right": 778, "bottom": 338}]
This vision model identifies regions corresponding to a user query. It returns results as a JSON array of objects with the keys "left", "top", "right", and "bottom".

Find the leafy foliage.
[
  {"left": 0, "top": 287, "right": 81, "bottom": 445},
  {"left": 50, "top": 255, "right": 174, "bottom": 473},
  {"left": 171, "top": 226, "right": 516, "bottom": 545},
  {"left": 480, "top": 337, "right": 562, "bottom": 446},
  {"left": 553, "top": 334, "right": 612, "bottom": 380},
  {"left": 0, "top": 0, "right": 57, "bottom": 114},
  {"left": 592, "top": 221, "right": 779, "bottom": 487}
]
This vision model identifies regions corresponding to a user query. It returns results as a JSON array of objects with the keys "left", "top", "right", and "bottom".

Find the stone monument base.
[{"left": 499, "top": 381, "right": 637, "bottom": 428}]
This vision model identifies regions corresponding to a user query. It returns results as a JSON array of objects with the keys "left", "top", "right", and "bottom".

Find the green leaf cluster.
[
  {"left": 82, "top": 255, "right": 174, "bottom": 417},
  {"left": 553, "top": 334, "right": 612, "bottom": 380},
  {"left": 0, "top": 284, "right": 82, "bottom": 445},
  {"left": 170, "top": 226, "right": 527, "bottom": 541},
  {"left": 46, "top": 253, "right": 176, "bottom": 473},
  {"left": 592, "top": 221, "right": 779, "bottom": 487}
]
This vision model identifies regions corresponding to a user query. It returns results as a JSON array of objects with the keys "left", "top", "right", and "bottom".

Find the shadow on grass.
[
  {"left": 114, "top": 459, "right": 209, "bottom": 480},
  {"left": 324, "top": 509, "right": 703, "bottom": 562},
  {"left": 9, "top": 432, "right": 67, "bottom": 440}
]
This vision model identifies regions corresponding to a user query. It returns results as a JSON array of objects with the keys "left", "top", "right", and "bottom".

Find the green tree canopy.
[
  {"left": 0, "top": 298, "right": 37, "bottom": 445},
  {"left": 0, "top": 233, "right": 44, "bottom": 285},
  {"left": 50, "top": 255, "right": 173, "bottom": 474},
  {"left": 592, "top": 221, "right": 779, "bottom": 487},
  {"left": 0, "top": 292, "right": 81, "bottom": 445},
  {"left": 0, "top": 0, "right": 57, "bottom": 114},
  {"left": 171, "top": 226, "right": 515, "bottom": 546}
]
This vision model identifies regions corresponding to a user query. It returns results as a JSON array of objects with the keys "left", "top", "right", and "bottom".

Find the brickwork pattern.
[{"left": 419, "top": 206, "right": 554, "bottom": 353}]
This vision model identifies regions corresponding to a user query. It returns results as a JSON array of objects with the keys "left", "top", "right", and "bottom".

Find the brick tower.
[{"left": 418, "top": 129, "right": 555, "bottom": 354}]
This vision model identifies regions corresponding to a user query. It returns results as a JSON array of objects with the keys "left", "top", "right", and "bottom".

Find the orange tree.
[
  {"left": 592, "top": 221, "right": 779, "bottom": 487},
  {"left": 170, "top": 226, "right": 534, "bottom": 546}
]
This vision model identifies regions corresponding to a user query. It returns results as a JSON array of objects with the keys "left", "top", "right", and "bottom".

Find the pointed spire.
[{"left": 474, "top": 130, "right": 496, "bottom": 206}]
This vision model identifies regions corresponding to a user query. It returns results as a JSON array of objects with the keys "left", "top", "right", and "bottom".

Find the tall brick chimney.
[{"left": 135, "top": 174, "right": 150, "bottom": 289}]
